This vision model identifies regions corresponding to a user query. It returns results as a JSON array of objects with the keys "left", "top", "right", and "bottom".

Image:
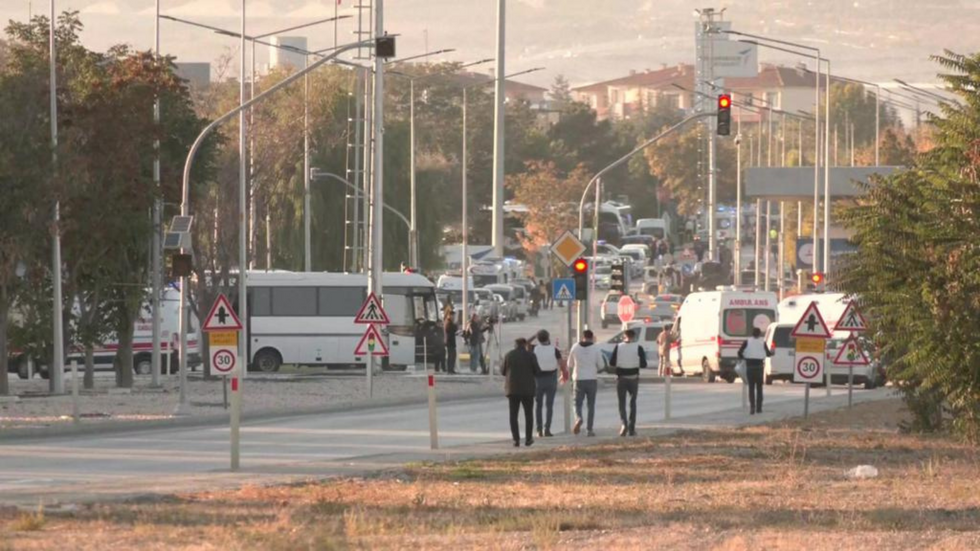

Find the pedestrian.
[
  {"left": 444, "top": 313, "right": 458, "bottom": 374},
  {"left": 738, "top": 326, "right": 773, "bottom": 415},
  {"left": 609, "top": 328, "right": 647, "bottom": 436},
  {"left": 657, "top": 324, "right": 674, "bottom": 376},
  {"left": 464, "top": 313, "right": 489, "bottom": 374},
  {"left": 568, "top": 329, "right": 602, "bottom": 437},
  {"left": 502, "top": 337, "right": 542, "bottom": 447},
  {"left": 529, "top": 329, "right": 566, "bottom": 438}
]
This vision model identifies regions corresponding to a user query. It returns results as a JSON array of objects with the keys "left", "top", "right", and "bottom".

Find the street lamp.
[
  {"left": 830, "top": 74, "right": 882, "bottom": 166},
  {"left": 729, "top": 33, "right": 830, "bottom": 275}
]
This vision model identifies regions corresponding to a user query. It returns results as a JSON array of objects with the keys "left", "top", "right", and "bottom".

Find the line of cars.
[{"left": 436, "top": 275, "right": 543, "bottom": 324}]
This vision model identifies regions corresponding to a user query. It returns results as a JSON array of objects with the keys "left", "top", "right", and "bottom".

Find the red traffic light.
[
  {"left": 811, "top": 272, "right": 825, "bottom": 285},
  {"left": 718, "top": 94, "right": 732, "bottom": 109},
  {"left": 573, "top": 258, "right": 588, "bottom": 273}
]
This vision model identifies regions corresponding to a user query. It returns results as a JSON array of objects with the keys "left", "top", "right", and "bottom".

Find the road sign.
[
  {"left": 211, "top": 346, "right": 239, "bottom": 376},
  {"left": 795, "top": 337, "right": 826, "bottom": 354},
  {"left": 550, "top": 230, "right": 587, "bottom": 267},
  {"left": 790, "top": 301, "right": 832, "bottom": 339},
  {"left": 618, "top": 295, "right": 637, "bottom": 323},
  {"left": 833, "top": 334, "right": 870, "bottom": 365},
  {"left": 553, "top": 278, "right": 575, "bottom": 302},
  {"left": 354, "top": 292, "right": 390, "bottom": 325},
  {"left": 354, "top": 324, "right": 389, "bottom": 356},
  {"left": 794, "top": 353, "right": 824, "bottom": 383},
  {"left": 834, "top": 300, "right": 868, "bottom": 332},
  {"left": 208, "top": 331, "right": 237, "bottom": 347},
  {"left": 202, "top": 294, "right": 243, "bottom": 332}
]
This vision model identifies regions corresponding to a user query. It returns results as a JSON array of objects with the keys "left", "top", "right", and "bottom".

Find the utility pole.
[
  {"left": 491, "top": 0, "right": 506, "bottom": 257},
  {"left": 151, "top": 0, "right": 163, "bottom": 388},
  {"left": 366, "top": 0, "right": 386, "bottom": 398},
  {"left": 696, "top": 9, "right": 722, "bottom": 261},
  {"left": 50, "top": 0, "right": 65, "bottom": 395}
]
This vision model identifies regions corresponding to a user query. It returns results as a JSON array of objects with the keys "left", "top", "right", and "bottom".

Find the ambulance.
[{"left": 674, "top": 287, "right": 778, "bottom": 382}]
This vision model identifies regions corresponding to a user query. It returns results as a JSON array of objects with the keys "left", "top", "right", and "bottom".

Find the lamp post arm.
[
  {"left": 312, "top": 171, "right": 412, "bottom": 231},
  {"left": 577, "top": 112, "right": 714, "bottom": 239}
]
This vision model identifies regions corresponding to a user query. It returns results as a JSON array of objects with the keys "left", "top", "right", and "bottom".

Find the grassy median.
[{"left": 3, "top": 399, "right": 979, "bottom": 550}]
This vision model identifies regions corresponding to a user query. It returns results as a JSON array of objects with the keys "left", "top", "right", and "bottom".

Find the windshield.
[
  {"left": 490, "top": 288, "right": 512, "bottom": 300},
  {"left": 605, "top": 294, "right": 622, "bottom": 303},
  {"left": 723, "top": 308, "right": 776, "bottom": 337},
  {"left": 639, "top": 227, "right": 665, "bottom": 238},
  {"left": 595, "top": 265, "right": 612, "bottom": 275}
]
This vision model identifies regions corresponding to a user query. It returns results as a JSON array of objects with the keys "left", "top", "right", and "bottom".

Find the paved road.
[{"left": 0, "top": 378, "right": 892, "bottom": 507}]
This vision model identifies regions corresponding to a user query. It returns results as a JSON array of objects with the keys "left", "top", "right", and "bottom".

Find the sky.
[{"left": 2, "top": 1, "right": 975, "bottom": 87}]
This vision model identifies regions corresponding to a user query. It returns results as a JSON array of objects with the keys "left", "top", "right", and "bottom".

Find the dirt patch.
[{"left": 3, "top": 398, "right": 979, "bottom": 550}]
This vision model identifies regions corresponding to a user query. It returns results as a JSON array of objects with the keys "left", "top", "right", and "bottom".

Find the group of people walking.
[
  {"left": 439, "top": 305, "right": 493, "bottom": 375},
  {"left": 502, "top": 327, "right": 648, "bottom": 446}
]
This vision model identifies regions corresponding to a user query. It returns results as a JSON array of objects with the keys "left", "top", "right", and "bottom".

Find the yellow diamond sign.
[{"left": 551, "top": 230, "right": 587, "bottom": 267}]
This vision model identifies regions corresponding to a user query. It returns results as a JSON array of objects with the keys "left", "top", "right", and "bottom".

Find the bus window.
[
  {"left": 318, "top": 287, "right": 364, "bottom": 317},
  {"left": 251, "top": 287, "right": 272, "bottom": 316},
  {"left": 413, "top": 296, "right": 426, "bottom": 321},
  {"left": 272, "top": 287, "right": 317, "bottom": 316}
]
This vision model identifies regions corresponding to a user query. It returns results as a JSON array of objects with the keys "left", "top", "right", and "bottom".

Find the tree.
[
  {"left": 838, "top": 50, "right": 980, "bottom": 441},
  {"left": 507, "top": 161, "right": 590, "bottom": 256},
  {"left": 645, "top": 126, "right": 737, "bottom": 216},
  {"left": 549, "top": 74, "right": 573, "bottom": 111}
]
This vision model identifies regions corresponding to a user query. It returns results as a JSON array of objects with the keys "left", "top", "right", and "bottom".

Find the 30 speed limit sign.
[
  {"left": 209, "top": 331, "right": 239, "bottom": 376},
  {"left": 794, "top": 354, "right": 824, "bottom": 383}
]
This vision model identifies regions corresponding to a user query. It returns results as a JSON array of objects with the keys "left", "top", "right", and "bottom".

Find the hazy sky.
[{"left": 2, "top": 1, "right": 973, "bottom": 86}]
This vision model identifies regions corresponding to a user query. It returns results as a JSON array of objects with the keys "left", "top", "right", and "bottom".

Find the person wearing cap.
[
  {"left": 502, "top": 337, "right": 542, "bottom": 447},
  {"left": 568, "top": 329, "right": 603, "bottom": 436},
  {"left": 529, "top": 329, "right": 566, "bottom": 438},
  {"left": 609, "top": 328, "right": 647, "bottom": 436}
]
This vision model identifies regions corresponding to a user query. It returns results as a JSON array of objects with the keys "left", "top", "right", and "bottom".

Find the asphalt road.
[{"left": 0, "top": 376, "right": 891, "bottom": 507}]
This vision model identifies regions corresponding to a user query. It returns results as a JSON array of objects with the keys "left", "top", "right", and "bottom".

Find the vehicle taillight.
[{"left": 770, "top": 341, "right": 776, "bottom": 351}]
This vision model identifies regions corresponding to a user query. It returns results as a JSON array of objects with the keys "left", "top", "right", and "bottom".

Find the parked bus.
[{"left": 246, "top": 271, "right": 442, "bottom": 372}]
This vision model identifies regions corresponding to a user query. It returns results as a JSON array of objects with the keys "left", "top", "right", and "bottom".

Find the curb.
[{"left": 0, "top": 388, "right": 502, "bottom": 442}]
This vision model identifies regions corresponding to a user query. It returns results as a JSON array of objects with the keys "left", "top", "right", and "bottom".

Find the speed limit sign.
[
  {"left": 211, "top": 347, "right": 239, "bottom": 376},
  {"left": 794, "top": 354, "right": 823, "bottom": 383}
]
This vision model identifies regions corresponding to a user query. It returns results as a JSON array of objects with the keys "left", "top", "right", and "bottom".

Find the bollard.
[
  {"left": 71, "top": 359, "right": 80, "bottom": 424},
  {"left": 425, "top": 337, "right": 439, "bottom": 449}
]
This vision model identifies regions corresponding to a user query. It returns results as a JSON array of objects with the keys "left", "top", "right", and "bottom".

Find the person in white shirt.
[
  {"left": 568, "top": 329, "right": 603, "bottom": 436},
  {"left": 738, "top": 327, "right": 773, "bottom": 415},
  {"left": 530, "top": 330, "right": 566, "bottom": 438}
]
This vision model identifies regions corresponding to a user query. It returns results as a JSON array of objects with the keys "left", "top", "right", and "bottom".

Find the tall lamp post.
[{"left": 50, "top": 0, "right": 65, "bottom": 395}]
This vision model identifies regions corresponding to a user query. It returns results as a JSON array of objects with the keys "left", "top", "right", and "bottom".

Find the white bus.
[{"left": 246, "top": 271, "right": 442, "bottom": 372}]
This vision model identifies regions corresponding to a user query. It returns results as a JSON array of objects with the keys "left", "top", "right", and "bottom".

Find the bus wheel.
[
  {"left": 701, "top": 359, "right": 715, "bottom": 383},
  {"left": 16, "top": 358, "right": 30, "bottom": 380},
  {"left": 253, "top": 349, "right": 282, "bottom": 373},
  {"left": 134, "top": 355, "right": 152, "bottom": 376}
]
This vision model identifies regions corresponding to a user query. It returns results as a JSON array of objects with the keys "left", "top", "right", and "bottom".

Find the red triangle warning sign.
[
  {"left": 354, "top": 324, "right": 389, "bottom": 356},
  {"left": 354, "top": 292, "right": 390, "bottom": 325},
  {"left": 791, "top": 301, "right": 832, "bottom": 339},
  {"left": 834, "top": 300, "right": 869, "bottom": 332},
  {"left": 833, "top": 334, "right": 870, "bottom": 366},
  {"left": 202, "top": 294, "right": 243, "bottom": 332}
]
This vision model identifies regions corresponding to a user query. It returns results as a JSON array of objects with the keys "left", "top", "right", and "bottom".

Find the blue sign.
[
  {"left": 553, "top": 278, "right": 575, "bottom": 301},
  {"left": 796, "top": 238, "right": 858, "bottom": 270}
]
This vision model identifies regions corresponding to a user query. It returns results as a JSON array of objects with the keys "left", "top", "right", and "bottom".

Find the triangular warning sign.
[
  {"left": 834, "top": 300, "right": 868, "bottom": 332},
  {"left": 833, "top": 334, "right": 870, "bottom": 365},
  {"left": 354, "top": 324, "right": 389, "bottom": 356},
  {"left": 202, "top": 294, "right": 243, "bottom": 332},
  {"left": 354, "top": 292, "right": 390, "bottom": 325},
  {"left": 790, "top": 301, "right": 832, "bottom": 339},
  {"left": 556, "top": 284, "right": 573, "bottom": 301}
]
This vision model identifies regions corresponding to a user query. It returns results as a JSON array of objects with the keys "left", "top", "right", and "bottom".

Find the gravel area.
[{"left": 0, "top": 371, "right": 501, "bottom": 431}]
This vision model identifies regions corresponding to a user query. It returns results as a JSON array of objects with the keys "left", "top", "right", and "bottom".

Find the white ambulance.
[{"left": 674, "top": 287, "right": 778, "bottom": 382}]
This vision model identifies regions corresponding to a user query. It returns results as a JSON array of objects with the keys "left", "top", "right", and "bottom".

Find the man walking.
[
  {"left": 444, "top": 313, "right": 458, "bottom": 374},
  {"left": 568, "top": 329, "right": 602, "bottom": 437},
  {"left": 738, "top": 327, "right": 772, "bottom": 414},
  {"left": 657, "top": 323, "right": 674, "bottom": 377},
  {"left": 530, "top": 330, "right": 565, "bottom": 438},
  {"left": 609, "top": 329, "right": 646, "bottom": 436},
  {"left": 502, "top": 338, "right": 541, "bottom": 447},
  {"left": 465, "top": 313, "right": 489, "bottom": 374}
]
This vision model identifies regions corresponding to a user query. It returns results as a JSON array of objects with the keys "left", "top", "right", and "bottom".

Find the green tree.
[
  {"left": 839, "top": 50, "right": 980, "bottom": 440},
  {"left": 645, "top": 126, "right": 737, "bottom": 216},
  {"left": 549, "top": 74, "right": 573, "bottom": 111}
]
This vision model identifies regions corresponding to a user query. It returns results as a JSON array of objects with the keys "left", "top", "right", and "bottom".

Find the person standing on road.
[
  {"left": 503, "top": 338, "right": 542, "bottom": 447},
  {"left": 609, "top": 329, "right": 647, "bottom": 436},
  {"left": 529, "top": 330, "right": 566, "bottom": 438},
  {"left": 444, "top": 313, "right": 458, "bottom": 374},
  {"left": 464, "top": 313, "right": 489, "bottom": 374},
  {"left": 657, "top": 324, "right": 674, "bottom": 377},
  {"left": 568, "top": 329, "right": 602, "bottom": 436},
  {"left": 738, "top": 327, "right": 772, "bottom": 415}
]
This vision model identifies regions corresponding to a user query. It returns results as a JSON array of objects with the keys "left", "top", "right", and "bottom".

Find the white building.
[{"left": 269, "top": 36, "right": 309, "bottom": 71}]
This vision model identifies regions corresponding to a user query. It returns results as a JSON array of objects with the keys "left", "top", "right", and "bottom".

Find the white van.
[
  {"left": 675, "top": 288, "right": 778, "bottom": 382},
  {"left": 636, "top": 218, "right": 670, "bottom": 240}
]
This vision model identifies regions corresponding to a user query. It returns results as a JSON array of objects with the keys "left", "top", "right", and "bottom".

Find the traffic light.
[
  {"left": 811, "top": 271, "right": 826, "bottom": 293},
  {"left": 572, "top": 258, "right": 589, "bottom": 300},
  {"left": 170, "top": 253, "right": 193, "bottom": 278},
  {"left": 717, "top": 94, "right": 732, "bottom": 136},
  {"left": 610, "top": 262, "right": 627, "bottom": 294}
]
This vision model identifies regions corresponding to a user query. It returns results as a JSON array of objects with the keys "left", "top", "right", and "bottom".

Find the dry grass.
[{"left": 3, "top": 399, "right": 980, "bottom": 550}]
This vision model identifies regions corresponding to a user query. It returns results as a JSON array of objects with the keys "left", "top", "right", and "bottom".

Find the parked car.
[
  {"left": 600, "top": 291, "right": 624, "bottom": 329},
  {"left": 493, "top": 293, "right": 517, "bottom": 322},
  {"left": 594, "top": 263, "right": 613, "bottom": 289},
  {"left": 596, "top": 321, "right": 668, "bottom": 371},
  {"left": 485, "top": 284, "right": 526, "bottom": 321}
]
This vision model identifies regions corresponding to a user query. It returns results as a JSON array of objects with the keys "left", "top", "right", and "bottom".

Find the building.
[
  {"left": 451, "top": 71, "right": 549, "bottom": 108},
  {"left": 175, "top": 62, "right": 210, "bottom": 89},
  {"left": 269, "top": 36, "right": 309, "bottom": 70},
  {"left": 572, "top": 64, "right": 695, "bottom": 121}
]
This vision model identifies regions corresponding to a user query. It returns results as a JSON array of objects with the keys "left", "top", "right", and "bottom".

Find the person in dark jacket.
[
  {"left": 738, "top": 327, "right": 773, "bottom": 414},
  {"left": 609, "top": 329, "right": 647, "bottom": 436},
  {"left": 502, "top": 338, "right": 542, "bottom": 447},
  {"left": 443, "top": 313, "right": 458, "bottom": 374}
]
